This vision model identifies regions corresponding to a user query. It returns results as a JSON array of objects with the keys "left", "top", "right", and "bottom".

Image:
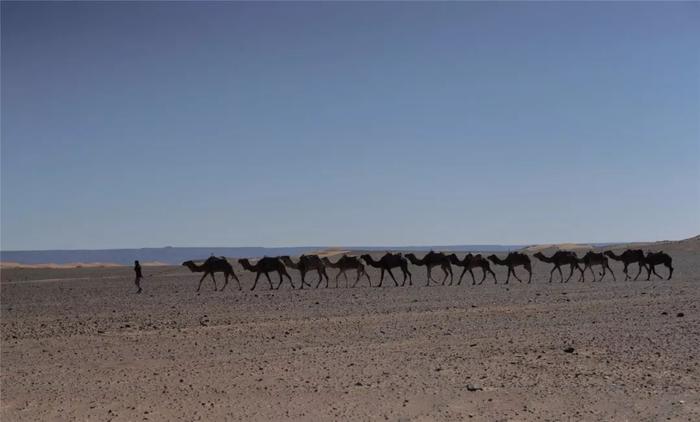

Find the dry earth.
[{"left": 1, "top": 239, "right": 699, "bottom": 421}]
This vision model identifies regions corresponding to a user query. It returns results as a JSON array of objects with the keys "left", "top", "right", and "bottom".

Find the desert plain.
[{"left": 1, "top": 238, "right": 699, "bottom": 421}]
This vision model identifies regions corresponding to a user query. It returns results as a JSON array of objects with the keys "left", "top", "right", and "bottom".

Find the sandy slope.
[{"left": 1, "top": 241, "right": 698, "bottom": 421}]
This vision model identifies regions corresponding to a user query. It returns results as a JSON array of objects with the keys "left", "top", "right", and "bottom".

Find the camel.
[
  {"left": 487, "top": 252, "right": 532, "bottom": 284},
  {"left": 644, "top": 251, "right": 673, "bottom": 280},
  {"left": 405, "top": 251, "right": 453, "bottom": 286},
  {"left": 280, "top": 255, "right": 329, "bottom": 288},
  {"left": 603, "top": 250, "right": 648, "bottom": 281},
  {"left": 533, "top": 251, "right": 583, "bottom": 283},
  {"left": 182, "top": 256, "right": 241, "bottom": 292},
  {"left": 447, "top": 253, "right": 497, "bottom": 285},
  {"left": 360, "top": 253, "right": 412, "bottom": 287},
  {"left": 576, "top": 251, "right": 615, "bottom": 282},
  {"left": 238, "top": 257, "right": 294, "bottom": 290},
  {"left": 322, "top": 256, "right": 371, "bottom": 288}
]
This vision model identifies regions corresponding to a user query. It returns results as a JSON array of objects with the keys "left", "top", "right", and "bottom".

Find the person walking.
[{"left": 134, "top": 260, "right": 144, "bottom": 294}]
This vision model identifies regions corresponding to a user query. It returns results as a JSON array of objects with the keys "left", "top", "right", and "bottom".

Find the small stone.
[
  {"left": 466, "top": 383, "right": 483, "bottom": 391},
  {"left": 564, "top": 347, "right": 575, "bottom": 353},
  {"left": 677, "top": 313, "right": 684, "bottom": 317}
]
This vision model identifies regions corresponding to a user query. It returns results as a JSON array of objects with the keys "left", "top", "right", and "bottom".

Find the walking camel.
[
  {"left": 487, "top": 252, "right": 533, "bottom": 284},
  {"left": 322, "top": 256, "right": 372, "bottom": 288},
  {"left": 360, "top": 253, "right": 412, "bottom": 287},
  {"left": 533, "top": 251, "right": 583, "bottom": 283},
  {"left": 603, "top": 250, "right": 647, "bottom": 281},
  {"left": 405, "top": 251, "right": 453, "bottom": 286},
  {"left": 447, "top": 253, "right": 497, "bottom": 285},
  {"left": 280, "top": 255, "right": 329, "bottom": 289},
  {"left": 644, "top": 251, "right": 673, "bottom": 280},
  {"left": 182, "top": 256, "right": 241, "bottom": 292},
  {"left": 238, "top": 257, "right": 294, "bottom": 290},
  {"left": 576, "top": 251, "right": 615, "bottom": 282}
]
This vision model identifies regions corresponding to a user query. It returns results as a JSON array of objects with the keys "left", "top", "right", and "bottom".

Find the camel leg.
[
  {"left": 650, "top": 265, "right": 662, "bottom": 280},
  {"left": 220, "top": 274, "right": 229, "bottom": 291},
  {"left": 548, "top": 267, "right": 556, "bottom": 283},
  {"left": 469, "top": 268, "right": 479, "bottom": 285},
  {"left": 282, "top": 270, "right": 295, "bottom": 289},
  {"left": 505, "top": 268, "right": 512, "bottom": 284},
  {"left": 564, "top": 265, "right": 576, "bottom": 283},
  {"left": 633, "top": 263, "right": 644, "bottom": 281},
  {"left": 441, "top": 265, "right": 451, "bottom": 286},
  {"left": 250, "top": 272, "right": 261, "bottom": 291},
  {"left": 377, "top": 269, "right": 385, "bottom": 288},
  {"left": 314, "top": 269, "right": 327, "bottom": 288},
  {"left": 335, "top": 271, "right": 342, "bottom": 288},
  {"left": 511, "top": 269, "right": 523, "bottom": 283},
  {"left": 210, "top": 273, "right": 218, "bottom": 290},
  {"left": 263, "top": 272, "right": 274, "bottom": 290},
  {"left": 424, "top": 267, "right": 432, "bottom": 287},
  {"left": 275, "top": 271, "right": 284, "bottom": 290},
  {"left": 197, "top": 273, "right": 208, "bottom": 292},
  {"left": 232, "top": 272, "right": 242, "bottom": 290},
  {"left": 386, "top": 269, "right": 399, "bottom": 287},
  {"left": 667, "top": 263, "right": 673, "bottom": 280},
  {"left": 361, "top": 268, "right": 372, "bottom": 287},
  {"left": 526, "top": 265, "right": 532, "bottom": 284},
  {"left": 457, "top": 267, "right": 467, "bottom": 285},
  {"left": 315, "top": 270, "right": 324, "bottom": 289},
  {"left": 480, "top": 267, "right": 488, "bottom": 284},
  {"left": 487, "top": 266, "right": 498, "bottom": 284},
  {"left": 555, "top": 266, "right": 564, "bottom": 283},
  {"left": 405, "top": 266, "right": 412, "bottom": 286},
  {"left": 605, "top": 262, "right": 616, "bottom": 281}
]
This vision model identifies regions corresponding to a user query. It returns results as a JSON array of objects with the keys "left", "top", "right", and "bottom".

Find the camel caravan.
[{"left": 181, "top": 249, "right": 674, "bottom": 292}]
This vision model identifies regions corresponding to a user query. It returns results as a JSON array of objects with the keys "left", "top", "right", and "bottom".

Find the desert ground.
[{"left": 1, "top": 239, "right": 699, "bottom": 421}]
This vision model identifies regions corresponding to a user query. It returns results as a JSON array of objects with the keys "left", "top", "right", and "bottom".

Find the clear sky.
[{"left": 2, "top": 1, "right": 699, "bottom": 250}]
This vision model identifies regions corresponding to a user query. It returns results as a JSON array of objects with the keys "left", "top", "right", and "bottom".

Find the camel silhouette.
[
  {"left": 182, "top": 256, "right": 241, "bottom": 292},
  {"left": 644, "top": 251, "right": 673, "bottom": 280},
  {"left": 603, "top": 250, "right": 647, "bottom": 281},
  {"left": 238, "top": 257, "right": 294, "bottom": 291},
  {"left": 322, "top": 256, "right": 371, "bottom": 288},
  {"left": 533, "top": 251, "right": 583, "bottom": 283},
  {"left": 360, "top": 253, "right": 412, "bottom": 287},
  {"left": 405, "top": 251, "right": 453, "bottom": 286},
  {"left": 487, "top": 252, "right": 532, "bottom": 284},
  {"left": 576, "top": 251, "right": 615, "bottom": 282},
  {"left": 280, "top": 255, "right": 329, "bottom": 288},
  {"left": 447, "top": 253, "right": 497, "bottom": 285}
]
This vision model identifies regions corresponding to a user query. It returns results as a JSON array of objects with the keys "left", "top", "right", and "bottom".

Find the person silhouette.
[{"left": 134, "top": 260, "right": 143, "bottom": 294}]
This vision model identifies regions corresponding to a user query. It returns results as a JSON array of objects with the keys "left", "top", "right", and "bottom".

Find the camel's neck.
[
  {"left": 537, "top": 254, "right": 554, "bottom": 263},
  {"left": 407, "top": 255, "right": 424, "bottom": 265},
  {"left": 188, "top": 262, "right": 205, "bottom": 272},
  {"left": 364, "top": 257, "right": 382, "bottom": 268},
  {"left": 284, "top": 258, "right": 300, "bottom": 269},
  {"left": 606, "top": 252, "right": 622, "bottom": 260},
  {"left": 239, "top": 260, "right": 254, "bottom": 271}
]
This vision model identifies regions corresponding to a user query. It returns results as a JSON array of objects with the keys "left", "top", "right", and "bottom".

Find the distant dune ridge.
[{"left": 1, "top": 237, "right": 697, "bottom": 268}]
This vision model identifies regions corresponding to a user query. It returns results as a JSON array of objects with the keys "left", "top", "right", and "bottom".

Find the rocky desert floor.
[{"left": 1, "top": 240, "right": 699, "bottom": 421}]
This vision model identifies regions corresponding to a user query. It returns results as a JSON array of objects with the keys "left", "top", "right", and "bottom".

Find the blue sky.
[{"left": 2, "top": 2, "right": 699, "bottom": 250}]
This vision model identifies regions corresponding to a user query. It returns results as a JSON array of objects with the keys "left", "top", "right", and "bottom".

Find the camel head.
[
  {"left": 238, "top": 258, "right": 252, "bottom": 269},
  {"left": 532, "top": 252, "right": 547, "bottom": 261},
  {"left": 486, "top": 254, "right": 499, "bottom": 263},
  {"left": 182, "top": 260, "right": 207, "bottom": 272}
]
